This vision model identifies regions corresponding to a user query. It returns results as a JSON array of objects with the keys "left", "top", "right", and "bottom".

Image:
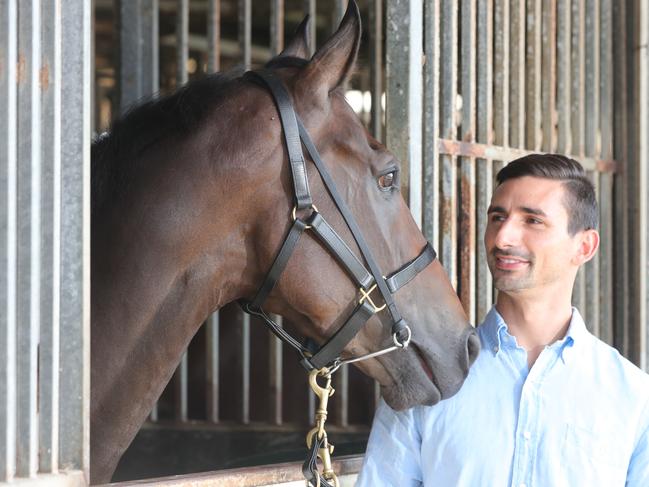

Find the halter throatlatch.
[{"left": 239, "top": 69, "right": 438, "bottom": 486}]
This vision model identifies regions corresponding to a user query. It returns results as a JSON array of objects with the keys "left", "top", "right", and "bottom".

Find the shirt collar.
[{"left": 479, "top": 306, "right": 587, "bottom": 361}]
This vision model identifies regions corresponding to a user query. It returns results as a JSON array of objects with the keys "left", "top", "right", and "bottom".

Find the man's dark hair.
[{"left": 496, "top": 153, "right": 598, "bottom": 235}]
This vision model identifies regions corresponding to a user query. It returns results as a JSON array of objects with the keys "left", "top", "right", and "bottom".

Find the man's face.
[{"left": 484, "top": 176, "right": 583, "bottom": 294}]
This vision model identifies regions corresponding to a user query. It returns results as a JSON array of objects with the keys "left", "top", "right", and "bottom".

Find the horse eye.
[{"left": 378, "top": 171, "right": 395, "bottom": 189}]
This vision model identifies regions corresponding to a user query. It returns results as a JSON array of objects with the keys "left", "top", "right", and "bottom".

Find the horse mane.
[{"left": 91, "top": 56, "right": 309, "bottom": 215}]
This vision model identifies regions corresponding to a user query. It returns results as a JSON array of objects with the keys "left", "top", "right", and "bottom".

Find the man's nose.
[{"left": 493, "top": 219, "right": 520, "bottom": 248}]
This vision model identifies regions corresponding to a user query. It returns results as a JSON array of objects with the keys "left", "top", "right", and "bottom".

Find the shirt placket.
[{"left": 510, "top": 348, "right": 553, "bottom": 487}]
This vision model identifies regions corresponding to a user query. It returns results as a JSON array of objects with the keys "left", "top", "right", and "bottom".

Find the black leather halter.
[{"left": 240, "top": 69, "right": 437, "bottom": 371}]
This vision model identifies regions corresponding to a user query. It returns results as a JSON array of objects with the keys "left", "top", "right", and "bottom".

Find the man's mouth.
[{"left": 494, "top": 256, "right": 530, "bottom": 271}]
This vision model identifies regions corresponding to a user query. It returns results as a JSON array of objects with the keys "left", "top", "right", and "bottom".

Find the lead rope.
[
  {"left": 301, "top": 324, "right": 412, "bottom": 487},
  {"left": 303, "top": 368, "right": 338, "bottom": 487}
]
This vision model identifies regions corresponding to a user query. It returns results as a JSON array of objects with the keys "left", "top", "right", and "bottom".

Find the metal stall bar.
[
  {"left": 584, "top": 0, "right": 600, "bottom": 336},
  {"left": 386, "top": 0, "right": 423, "bottom": 226},
  {"left": 493, "top": 0, "right": 508, "bottom": 146},
  {"left": 0, "top": 0, "right": 17, "bottom": 481},
  {"left": 423, "top": 0, "right": 440, "bottom": 252},
  {"left": 369, "top": 0, "right": 383, "bottom": 142},
  {"left": 59, "top": 0, "right": 91, "bottom": 476},
  {"left": 509, "top": 0, "right": 525, "bottom": 149},
  {"left": 239, "top": 0, "right": 252, "bottom": 424},
  {"left": 119, "top": 0, "right": 159, "bottom": 112},
  {"left": 304, "top": 0, "right": 316, "bottom": 56},
  {"left": 557, "top": 0, "right": 572, "bottom": 155},
  {"left": 39, "top": 0, "right": 62, "bottom": 473},
  {"left": 174, "top": 0, "right": 190, "bottom": 423},
  {"left": 268, "top": 0, "right": 284, "bottom": 426},
  {"left": 439, "top": 0, "right": 459, "bottom": 289},
  {"left": 476, "top": 0, "right": 495, "bottom": 321},
  {"left": 333, "top": 0, "right": 347, "bottom": 32},
  {"left": 206, "top": 0, "right": 221, "bottom": 424},
  {"left": 637, "top": 0, "right": 648, "bottom": 370},
  {"left": 571, "top": 0, "right": 586, "bottom": 312},
  {"left": 207, "top": 0, "right": 221, "bottom": 73},
  {"left": 541, "top": 0, "right": 557, "bottom": 153},
  {"left": 459, "top": 0, "right": 477, "bottom": 324},
  {"left": 525, "top": 0, "right": 542, "bottom": 151},
  {"left": 612, "top": 0, "right": 630, "bottom": 355},
  {"left": 598, "top": 0, "right": 614, "bottom": 345},
  {"left": 16, "top": 0, "right": 41, "bottom": 477}
]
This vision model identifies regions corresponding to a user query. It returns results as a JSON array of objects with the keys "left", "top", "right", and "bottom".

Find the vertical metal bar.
[
  {"left": 637, "top": 0, "right": 648, "bottom": 370},
  {"left": 333, "top": 0, "right": 347, "bottom": 33},
  {"left": 598, "top": 0, "right": 614, "bottom": 345},
  {"left": 541, "top": 0, "right": 557, "bottom": 152},
  {"left": 206, "top": 312, "right": 219, "bottom": 423},
  {"left": 0, "top": 0, "right": 17, "bottom": 481},
  {"left": 177, "top": 0, "right": 189, "bottom": 85},
  {"left": 171, "top": 0, "right": 190, "bottom": 423},
  {"left": 369, "top": 0, "right": 383, "bottom": 141},
  {"left": 571, "top": 0, "right": 586, "bottom": 156},
  {"left": 571, "top": 0, "right": 587, "bottom": 313},
  {"left": 492, "top": 0, "right": 507, "bottom": 147},
  {"left": 584, "top": 0, "right": 600, "bottom": 336},
  {"left": 477, "top": 0, "right": 494, "bottom": 320},
  {"left": 118, "top": 0, "right": 159, "bottom": 111},
  {"left": 59, "top": 0, "right": 91, "bottom": 474},
  {"left": 439, "top": 0, "right": 459, "bottom": 287},
  {"left": 268, "top": 315, "right": 282, "bottom": 425},
  {"left": 612, "top": 0, "right": 629, "bottom": 354},
  {"left": 333, "top": 366, "right": 348, "bottom": 427},
  {"left": 241, "top": 311, "right": 250, "bottom": 424},
  {"left": 270, "top": 0, "right": 284, "bottom": 57},
  {"left": 39, "top": 0, "right": 62, "bottom": 473},
  {"left": 423, "top": 0, "right": 440, "bottom": 251},
  {"left": 459, "top": 0, "right": 477, "bottom": 323},
  {"left": 303, "top": 0, "right": 316, "bottom": 56},
  {"left": 509, "top": 0, "right": 525, "bottom": 149},
  {"left": 205, "top": 0, "right": 222, "bottom": 424},
  {"left": 386, "top": 0, "right": 423, "bottom": 226},
  {"left": 16, "top": 0, "right": 41, "bottom": 476},
  {"left": 556, "top": 0, "right": 572, "bottom": 154},
  {"left": 525, "top": 0, "right": 542, "bottom": 150},
  {"left": 207, "top": 0, "right": 221, "bottom": 72}
]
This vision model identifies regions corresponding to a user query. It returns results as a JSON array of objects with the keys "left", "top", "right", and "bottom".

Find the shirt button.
[{"left": 523, "top": 431, "right": 531, "bottom": 440}]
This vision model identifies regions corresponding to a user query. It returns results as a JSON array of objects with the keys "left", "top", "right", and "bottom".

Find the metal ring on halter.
[
  {"left": 392, "top": 325, "right": 412, "bottom": 348},
  {"left": 292, "top": 204, "right": 318, "bottom": 228}
]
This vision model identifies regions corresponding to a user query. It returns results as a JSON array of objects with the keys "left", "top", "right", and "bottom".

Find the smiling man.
[{"left": 357, "top": 154, "right": 649, "bottom": 486}]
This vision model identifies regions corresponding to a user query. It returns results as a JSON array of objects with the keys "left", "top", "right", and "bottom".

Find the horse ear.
[
  {"left": 299, "top": 0, "right": 361, "bottom": 98},
  {"left": 278, "top": 15, "right": 311, "bottom": 60}
]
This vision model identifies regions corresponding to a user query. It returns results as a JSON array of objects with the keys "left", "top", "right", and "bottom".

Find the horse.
[{"left": 90, "top": 2, "right": 479, "bottom": 483}]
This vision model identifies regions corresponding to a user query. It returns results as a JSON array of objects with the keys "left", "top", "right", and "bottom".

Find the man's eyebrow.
[
  {"left": 486, "top": 205, "right": 548, "bottom": 217},
  {"left": 519, "top": 206, "right": 547, "bottom": 217},
  {"left": 487, "top": 205, "right": 506, "bottom": 214}
]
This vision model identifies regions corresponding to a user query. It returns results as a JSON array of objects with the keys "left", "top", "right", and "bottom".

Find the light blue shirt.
[{"left": 357, "top": 307, "right": 649, "bottom": 487}]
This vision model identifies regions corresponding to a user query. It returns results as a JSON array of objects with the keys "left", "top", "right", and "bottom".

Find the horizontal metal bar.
[{"left": 436, "top": 139, "right": 617, "bottom": 173}]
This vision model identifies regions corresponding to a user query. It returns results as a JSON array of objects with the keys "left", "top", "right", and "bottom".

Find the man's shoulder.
[{"left": 586, "top": 332, "right": 649, "bottom": 395}]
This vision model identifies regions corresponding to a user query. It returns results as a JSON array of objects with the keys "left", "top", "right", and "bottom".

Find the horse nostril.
[{"left": 466, "top": 330, "right": 481, "bottom": 367}]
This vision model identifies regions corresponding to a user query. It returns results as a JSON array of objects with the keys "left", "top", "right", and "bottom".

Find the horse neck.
[{"left": 89, "top": 130, "right": 259, "bottom": 481}]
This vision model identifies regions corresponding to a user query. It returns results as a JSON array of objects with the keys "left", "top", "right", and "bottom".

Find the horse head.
[{"left": 240, "top": 2, "right": 479, "bottom": 410}]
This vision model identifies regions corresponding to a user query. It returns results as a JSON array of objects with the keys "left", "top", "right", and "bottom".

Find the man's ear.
[
  {"left": 296, "top": 0, "right": 361, "bottom": 104},
  {"left": 277, "top": 15, "right": 311, "bottom": 60},
  {"left": 572, "top": 229, "right": 600, "bottom": 266}
]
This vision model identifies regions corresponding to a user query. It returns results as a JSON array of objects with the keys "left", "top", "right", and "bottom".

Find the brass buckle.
[{"left": 358, "top": 283, "right": 387, "bottom": 312}]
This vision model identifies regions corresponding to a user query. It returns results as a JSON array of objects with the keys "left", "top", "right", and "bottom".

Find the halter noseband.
[{"left": 239, "top": 69, "right": 437, "bottom": 372}]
